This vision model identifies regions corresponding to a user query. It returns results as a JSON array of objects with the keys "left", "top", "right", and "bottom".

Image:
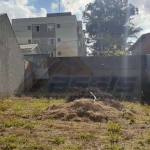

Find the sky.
[{"left": 0, "top": 0, "right": 150, "bottom": 39}]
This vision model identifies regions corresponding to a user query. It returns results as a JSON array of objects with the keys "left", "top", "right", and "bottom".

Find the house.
[
  {"left": 128, "top": 33, "right": 150, "bottom": 55},
  {"left": 0, "top": 14, "right": 24, "bottom": 98},
  {"left": 20, "top": 44, "right": 41, "bottom": 54},
  {"left": 12, "top": 12, "right": 86, "bottom": 57}
]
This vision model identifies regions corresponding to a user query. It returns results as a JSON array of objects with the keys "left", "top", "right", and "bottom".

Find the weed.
[
  {"left": 0, "top": 101, "right": 10, "bottom": 111},
  {"left": 27, "top": 142, "right": 52, "bottom": 150},
  {"left": 107, "top": 122, "right": 121, "bottom": 134},
  {"left": 140, "top": 125, "right": 146, "bottom": 129},
  {"left": 2, "top": 118, "right": 26, "bottom": 128},
  {"left": 0, "top": 135, "right": 17, "bottom": 143},
  {"left": 18, "top": 137, "right": 29, "bottom": 144},
  {"left": 28, "top": 101, "right": 47, "bottom": 109},
  {"left": 105, "top": 122, "right": 121, "bottom": 150},
  {"left": 146, "top": 134, "right": 150, "bottom": 144},
  {"left": 143, "top": 105, "right": 150, "bottom": 113},
  {"left": 104, "top": 144, "right": 120, "bottom": 150},
  {"left": 0, "top": 135, "right": 18, "bottom": 149},
  {"left": 129, "top": 119, "right": 136, "bottom": 125},
  {"left": 123, "top": 133, "right": 134, "bottom": 140},
  {"left": 12, "top": 102, "right": 25, "bottom": 111},
  {"left": 48, "top": 117, "right": 56, "bottom": 122},
  {"left": 77, "top": 132, "right": 95, "bottom": 141},
  {"left": 48, "top": 99, "right": 65, "bottom": 106},
  {"left": 24, "top": 123, "right": 35, "bottom": 130},
  {"left": 49, "top": 136, "right": 65, "bottom": 145},
  {"left": 0, "top": 143, "right": 17, "bottom": 150},
  {"left": 31, "top": 109, "right": 43, "bottom": 117},
  {"left": 64, "top": 145, "right": 82, "bottom": 150}
]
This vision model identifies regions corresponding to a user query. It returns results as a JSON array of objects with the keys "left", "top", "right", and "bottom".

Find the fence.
[{"left": 23, "top": 55, "right": 150, "bottom": 102}]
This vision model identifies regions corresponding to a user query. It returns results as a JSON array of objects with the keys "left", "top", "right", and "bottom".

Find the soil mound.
[
  {"left": 66, "top": 87, "right": 114, "bottom": 102},
  {"left": 43, "top": 99, "right": 122, "bottom": 122}
]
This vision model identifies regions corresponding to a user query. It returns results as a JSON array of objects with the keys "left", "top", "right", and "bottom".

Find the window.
[
  {"left": 32, "top": 25, "right": 40, "bottom": 32},
  {"left": 78, "top": 41, "right": 81, "bottom": 47},
  {"left": 78, "top": 28, "right": 82, "bottom": 34},
  {"left": 47, "top": 38, "right": 55, "bottom": 45},
  {"left": 28, "top": 39, "right": 31, "bottom": 44},
  {"left": 57, "top": 38, "right": 61, "bottom": 42},
  {"left": 47, "top": 24, "right": 55, "bottom": 31},
  {"left": 28, "top": 26, "right": 31, "bottom": 30},
  {"left": 33, "top": 39, "right": 40, "bottom": 45},
  {"left": 57, "top": 24, "right": 61, "bottom": 28},
  {"left": 58, "top": 51, "right": 61, "bottom": 56}
]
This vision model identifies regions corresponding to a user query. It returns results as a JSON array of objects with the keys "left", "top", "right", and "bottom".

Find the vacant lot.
[{"left": 0, "top": 96, "right": 150, "bottom": 150}]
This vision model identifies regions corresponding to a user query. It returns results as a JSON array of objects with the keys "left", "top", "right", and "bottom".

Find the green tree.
[{"left": 83, "top": 0, "right": 142, "bottom": 56}]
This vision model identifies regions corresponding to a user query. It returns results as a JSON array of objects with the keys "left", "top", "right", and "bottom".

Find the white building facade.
[{"left": 12, "top": 12, "right": 86, "bottom": 57}]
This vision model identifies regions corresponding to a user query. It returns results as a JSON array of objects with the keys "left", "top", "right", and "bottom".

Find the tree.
[{"left": 83, "top": 0, "right": 142, "bottom": 56}]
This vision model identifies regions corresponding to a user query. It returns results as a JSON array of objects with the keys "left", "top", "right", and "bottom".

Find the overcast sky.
[{"left": 0, "top": 0, "right": 150, "bottom": 38}]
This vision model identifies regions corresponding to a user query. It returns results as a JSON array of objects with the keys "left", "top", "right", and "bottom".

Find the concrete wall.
[
  {"left": 24, "top": 55, "right": 145, "bottom": 100},
  {"left": 0, "top": 14, "right": 24, "bottom": 98},
  {"left": 24, "top": 60, "right": 34, "bottom": 91}
]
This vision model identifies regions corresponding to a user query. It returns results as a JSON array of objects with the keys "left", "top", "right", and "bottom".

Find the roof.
[
  {"left": 47, "top": 12, "right": 72, "bottom": 17},
  {"left": 128, "top": 33, "right": 150, "bottom": 51},
  {"left": 20, "top": 44, "right": 39, "bottom": 51},
  {"left": 0, "top": 13, "right": 7, "bottom": 16}
]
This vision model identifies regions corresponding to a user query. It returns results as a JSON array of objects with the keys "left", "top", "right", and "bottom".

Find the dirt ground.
[{"left": 0, "top": 96, "right": 150, "bottom": 150}]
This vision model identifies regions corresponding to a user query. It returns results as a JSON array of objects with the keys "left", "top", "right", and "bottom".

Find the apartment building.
[{"left": 12, "top": 12, "right": 86, "bottom": 57}]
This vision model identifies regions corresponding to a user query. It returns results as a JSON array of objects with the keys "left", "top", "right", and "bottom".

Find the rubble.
[{"left": 66, "top": 87, "right": 114, "bottom": 102}]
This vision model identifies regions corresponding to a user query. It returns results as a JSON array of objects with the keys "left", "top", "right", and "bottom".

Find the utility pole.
[
  {"left": 59, "top": 0, "right": 60, "bottom": 13},
  {"left": 98, "top": 23, "right": 103, "bottom": 55}
]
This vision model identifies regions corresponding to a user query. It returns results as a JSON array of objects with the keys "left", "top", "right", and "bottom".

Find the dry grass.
[{"left": 0, "top": 96, "right": 150, "bottom": 150}]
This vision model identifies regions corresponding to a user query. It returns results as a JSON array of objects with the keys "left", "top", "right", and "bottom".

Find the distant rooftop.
[
  {"left": 0, "top": 13, "right": 7, "bottom": 16},
  {"left": 20, "top": 44, "right": 39, "bottom": 51},
  {"left": 47, "top": 12, "right": 72, "bottom": 17},
  {"left": 128, "top": 33, "right": 150, "bottom": 51}
]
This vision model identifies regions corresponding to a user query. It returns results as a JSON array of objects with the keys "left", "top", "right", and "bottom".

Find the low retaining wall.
[{"left": 24, "top": 55, "right": 148, "bottom": 101}]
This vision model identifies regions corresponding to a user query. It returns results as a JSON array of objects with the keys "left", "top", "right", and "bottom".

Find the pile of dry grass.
[{"left": 43, "top": 99, "right": 123, "bottom": 122}]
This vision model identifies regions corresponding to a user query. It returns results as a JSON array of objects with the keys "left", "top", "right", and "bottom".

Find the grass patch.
[
  {"left": 77, "top": 132, "right": 95, "bottom": 141},
  {"left": 25, "top": 142, "right": 52, "bottom": 150},
  {"left": 12, "top": 102, "right": 25, "bottom": 111},
  {"left": 1, "top": 118, "right": 26, "bottom": 128},
  {"left": 146, "top": 134, "right": 150, "bottom": 144},
  {"left": 0, "top": 101, "right": 11, "bottom": 111},
  {"left": 64, "top": 145, "right": 82, "bottom": 150},
  {"left": 24, "top": 123, "right": 35, "bottom": 130},
  {"left": 49, "top": 136, "right": 65, "bottom": 145}
]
